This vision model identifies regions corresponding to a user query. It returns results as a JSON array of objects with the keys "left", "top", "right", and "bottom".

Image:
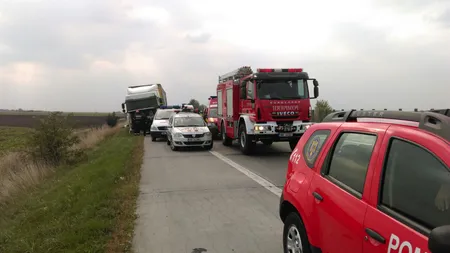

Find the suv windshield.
[
  {"left": 155, "top": 110, "right": 176, "bottom": 120},
  {"left": 208, "top": 108, "right": 218, "bottom": 117},
  {"left": 174, "top": 117, "right": 206, "bottom": 127},
  {"left": 256, "top": 79, "right": 308, "bottom": 100}
]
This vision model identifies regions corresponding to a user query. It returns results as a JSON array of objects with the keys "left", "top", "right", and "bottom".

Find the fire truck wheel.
[
  {"left": 289, "top": 139, "right": 299, "bottom": 151},
  {"left": 262, "top": 140, "right": 273, "bottom": 145},
  {"left": 239, "top": 123, "right": 255, "bottom": 155},
  {"left": 221, "top": 123, "right": 232, "bottom": 146}
]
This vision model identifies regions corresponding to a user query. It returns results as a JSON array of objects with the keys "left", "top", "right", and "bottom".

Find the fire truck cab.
[{"left": 216, "top": 66, "right": 319, "bottom": 154}]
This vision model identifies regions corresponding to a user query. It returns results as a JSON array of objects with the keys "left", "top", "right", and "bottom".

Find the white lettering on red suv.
[
  {"left": 388, "top": 233, "right": 428, "bottom": 253},
  {"left": 290, "top": 148, "right": 301, "bottom": 164}
]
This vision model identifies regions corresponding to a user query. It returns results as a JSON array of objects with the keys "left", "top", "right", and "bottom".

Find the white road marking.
[{"left": 209, "top": 151, "right": 282, "bottom": 197}]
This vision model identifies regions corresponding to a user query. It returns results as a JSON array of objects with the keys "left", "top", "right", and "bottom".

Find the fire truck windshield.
[
  {"left": 208, "top": 108, "right": 218, "bottom": 118},
  {"left": 256, "top": 79, "right": 308, "bottom": 100}
]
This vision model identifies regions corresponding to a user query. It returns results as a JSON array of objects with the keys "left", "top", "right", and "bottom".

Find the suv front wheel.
[{"left": 283, "top": 213, "right": 312, "bottom": 253}]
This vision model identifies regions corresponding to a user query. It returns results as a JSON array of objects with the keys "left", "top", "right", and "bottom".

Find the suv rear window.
[
  {"left": 324, "top": 132, "right": 377, "bottom": 196},
  {"left": 303, "top": 130, "right": 331, "bottom": 168},
  {"left": 380, "top": 138, "right": 450, "bottom": 230}
]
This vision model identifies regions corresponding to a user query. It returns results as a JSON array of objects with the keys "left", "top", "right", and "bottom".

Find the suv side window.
[
  {"left": 380, "top": 138, "right": 450, "bottom": 230},
  {"left": 302, "top": 129, "right": 331, "bottom": 168},
  {"left": 323, "top": 132, "right": 377, "bottom": 196}
]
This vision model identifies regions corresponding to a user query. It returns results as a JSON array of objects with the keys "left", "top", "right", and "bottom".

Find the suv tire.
[{"left": 283, "top": 212, "right": 312, "bottom": 253}]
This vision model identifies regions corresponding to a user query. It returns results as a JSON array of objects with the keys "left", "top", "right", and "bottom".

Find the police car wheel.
[
  {"left": 283, "top": 212, "right": 311, "bottom": 253},
  {"left": 151, "top": 136, "right": 156, "bottom": 142},
  {"left": 170, "top": 139, "right": 178, "bottom": 151},
  {"left": 204, "top": 142, "right": 213, "bottom": 150}
]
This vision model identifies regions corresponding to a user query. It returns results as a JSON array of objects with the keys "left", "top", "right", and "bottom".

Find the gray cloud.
[
  {"left": 436, "top": 9, "right": 450, "bottom": 28},
  {"left": 185, "top": 32, "right": 212, "bottom": 43},
  {"left": 1, "top": 0, "right": 449, "bottom": 112}
]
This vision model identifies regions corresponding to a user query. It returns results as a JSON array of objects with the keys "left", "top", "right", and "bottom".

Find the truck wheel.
[
  {"left": 151, "top": 135, "right": 156, "bottom": 142},
  {"left": 283, "top": 212, "right": 312, "bottom": 253},
  {"left": 262, "top": 140, "right": 273, "bottom": 145},
  {"left": 239, "top": 123, "right": 255, "bottom": 155},
  {"left": 289, "top": 139, "right": 298, "bottom": 151},
  {"left": 221, "top": 123, "right": 232, "bottom": 146}
]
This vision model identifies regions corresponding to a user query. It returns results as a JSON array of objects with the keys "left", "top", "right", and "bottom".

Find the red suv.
[{"left": 279, "top": 110, "right": 450, "bottom": 253}]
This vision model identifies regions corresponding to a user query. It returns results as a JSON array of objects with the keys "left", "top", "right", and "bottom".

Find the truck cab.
[{"left": 216, "top": 67, "right": 319, "bottom": 154}]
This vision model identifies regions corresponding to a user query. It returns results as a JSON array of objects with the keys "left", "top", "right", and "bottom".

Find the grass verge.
[
  {"left": 0, "top": 127, "right": 31, "bottom": 154},
  {"left": 0, "top": 130, "right": 144, "bottom": 253}
]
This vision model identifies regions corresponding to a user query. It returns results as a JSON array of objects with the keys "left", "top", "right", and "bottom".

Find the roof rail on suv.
[
  {"left": 429, "top": 108, "right": 450, "bottom": 116},
  {"left": 322, "top": 109, "right": 450, "bottom": 142}
]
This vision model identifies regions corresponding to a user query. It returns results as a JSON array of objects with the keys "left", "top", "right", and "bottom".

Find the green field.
[
  {"left": 0, "top": 130, "right": 143, "bottom": 253},
  {"left": 0, "top": 127, "right": 31, "bottom": 154},
  {"left": 0, "top": 111, "right": 112, "bottom": 116}
]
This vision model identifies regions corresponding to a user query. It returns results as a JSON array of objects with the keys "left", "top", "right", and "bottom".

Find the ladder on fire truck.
[{"left": 218, "top": 66, "right": 254, "bottom": 83}]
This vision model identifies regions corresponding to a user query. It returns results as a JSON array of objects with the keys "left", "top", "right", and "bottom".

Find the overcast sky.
[{"left": 0, "top": 0, "right": 449, "bottom": 112}]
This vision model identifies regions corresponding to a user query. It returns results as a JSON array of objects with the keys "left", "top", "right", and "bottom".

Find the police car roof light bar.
[{"left": 322, "top": 110, "right": 450, "bottom": 142}]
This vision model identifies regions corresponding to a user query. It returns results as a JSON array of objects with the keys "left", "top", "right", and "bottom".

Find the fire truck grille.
[
  {"left": 272, "top": 115, "right": 298, "bottom": 120},
  {"left": 183, "top": 134, "right": 205, "bottom": 138}
]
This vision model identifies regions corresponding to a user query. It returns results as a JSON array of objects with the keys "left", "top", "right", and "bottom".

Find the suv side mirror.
[{"left": 429, "top": 225, "right": 450, "bottom": 253}]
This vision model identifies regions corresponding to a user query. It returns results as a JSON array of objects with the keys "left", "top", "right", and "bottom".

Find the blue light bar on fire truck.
[{"left": 256, "top": 68, "right": 303, "bottom": 73}]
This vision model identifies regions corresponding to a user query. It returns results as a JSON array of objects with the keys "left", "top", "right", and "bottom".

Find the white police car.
[
  {"left": 167, "top": 112, "right": 213, "bottom": 151},
  {"left": 150, "top": 107, "right": 180, "bottom": 141}
]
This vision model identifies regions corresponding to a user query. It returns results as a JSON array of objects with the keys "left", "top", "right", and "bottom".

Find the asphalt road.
[
  {"left": 211, "top": 139, "right": 292, "bottom": 188},
  {"left": 133, "top": 137, "right": 292, "bottom": 253}
]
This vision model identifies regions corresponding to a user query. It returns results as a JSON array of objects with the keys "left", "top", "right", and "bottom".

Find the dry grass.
[{"left": 0, "top": 125, "right": 121, "bottom": 202}]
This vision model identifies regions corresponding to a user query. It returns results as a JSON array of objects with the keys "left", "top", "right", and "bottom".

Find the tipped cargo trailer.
[{"left": 121, "top": 84, "right": 168, "bottom": 135}]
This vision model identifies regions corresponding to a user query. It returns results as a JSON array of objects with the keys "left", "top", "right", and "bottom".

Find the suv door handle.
[
  {"left": 312, "top": 192, "right": 323, "bottom": 201},
  {"left": 365, "top": 228, "right": 386, "bottom": 244}
]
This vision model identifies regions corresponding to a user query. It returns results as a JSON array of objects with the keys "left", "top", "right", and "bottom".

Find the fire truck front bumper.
[{"left": 249, "top": 121, "right": 313, "bottom": 141}]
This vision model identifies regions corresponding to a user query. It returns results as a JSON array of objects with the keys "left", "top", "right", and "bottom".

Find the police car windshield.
[
  {"left": 155, "top": 110, "right": 176, "bottom": 120},
  {"left": 256, "top": 79, "right": 308, "bottom": 100},
  {"left": 174, "top": 117, "right": 205, "bottom": 127},
  {"left": 208, "top": 108, "right": 218, "bottom": 117}
]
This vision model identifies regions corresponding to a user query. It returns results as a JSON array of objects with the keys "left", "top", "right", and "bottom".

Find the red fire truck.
[
  {"left": 203, "top": 96, "right": 220, "bottom": 138},
  {"left": 216, "top": 66, "right": 319, "bottom": 154}
]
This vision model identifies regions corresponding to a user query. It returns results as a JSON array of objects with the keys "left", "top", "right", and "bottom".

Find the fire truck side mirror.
[
  {"left": 313, "top": 86, "right": 319, "bottom": 99},
  {"left": 313, "top": 80, "right": 319, "bottom": 87}
]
